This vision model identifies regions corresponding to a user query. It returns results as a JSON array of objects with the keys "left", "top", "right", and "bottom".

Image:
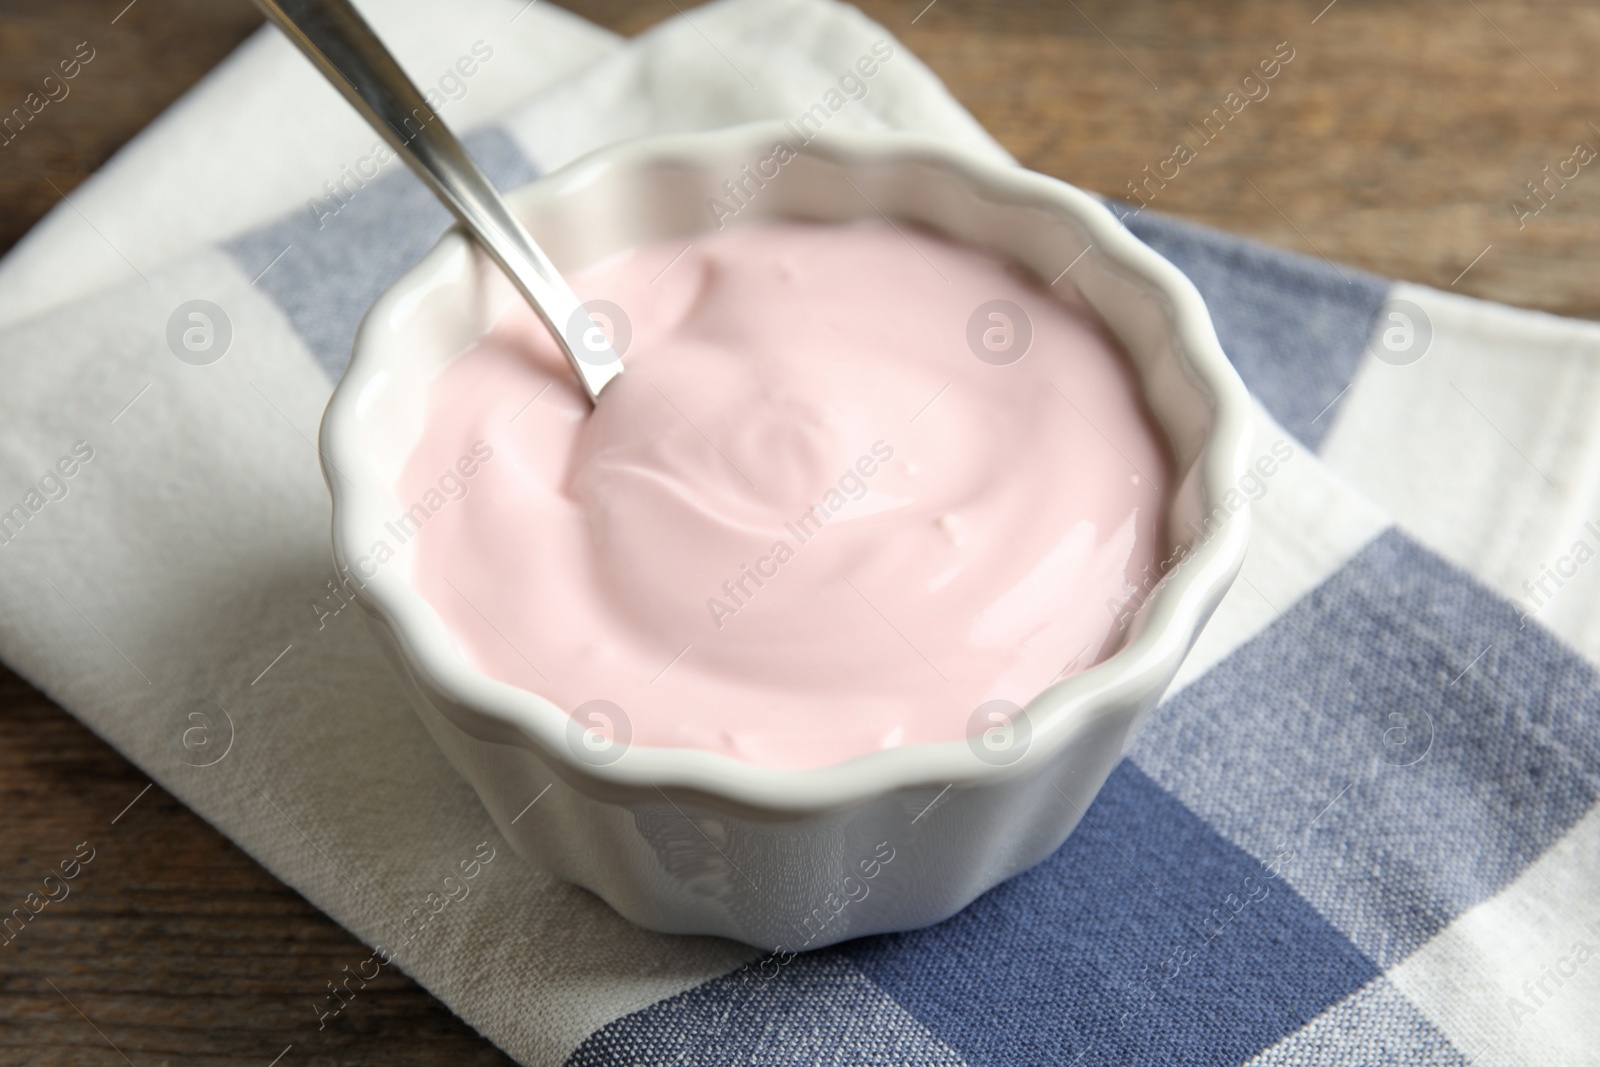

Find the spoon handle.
[{"left": 253, "top": 0, "right": 622, "bottom": 404}]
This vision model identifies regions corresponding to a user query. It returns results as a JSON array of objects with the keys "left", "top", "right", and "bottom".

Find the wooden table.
[{"left": 2, "top": 1, "right": 1596, "bottom": 1062}]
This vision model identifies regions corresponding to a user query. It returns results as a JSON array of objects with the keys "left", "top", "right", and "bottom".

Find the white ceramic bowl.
[{"left": 321, "top": 122, "right": 1252, "bottom": 951}]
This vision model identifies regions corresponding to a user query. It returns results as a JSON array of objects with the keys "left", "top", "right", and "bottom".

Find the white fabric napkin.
[{"left": 5, "top": 2, "right": 1600, "bottom": 1064}]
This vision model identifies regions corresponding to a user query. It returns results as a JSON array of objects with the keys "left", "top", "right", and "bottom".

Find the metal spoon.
[{"left": 253, "top": 0, "right": 623, "bottom": 404}]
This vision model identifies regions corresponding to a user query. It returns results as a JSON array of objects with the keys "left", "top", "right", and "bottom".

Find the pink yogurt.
[{"left": 396, "top": 220, "right": 1171, "bottom": 769}]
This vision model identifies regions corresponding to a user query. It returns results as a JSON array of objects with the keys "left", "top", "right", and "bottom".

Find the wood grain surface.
[{"left": 2, "top": 0, "right": 1597, "bottom": 1063}]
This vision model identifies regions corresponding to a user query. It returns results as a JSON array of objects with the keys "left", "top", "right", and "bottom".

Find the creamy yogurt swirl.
[{"left": 399, "top": 220, "right": 1170, "bottom": 769}]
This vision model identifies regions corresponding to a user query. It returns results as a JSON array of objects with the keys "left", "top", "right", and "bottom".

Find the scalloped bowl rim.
[{"left": 320, "top": 123, "right": 1253, "bottom": 814}]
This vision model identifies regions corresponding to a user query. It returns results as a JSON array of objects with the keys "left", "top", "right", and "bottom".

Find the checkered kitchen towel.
[{"left": 3, "top": 0, "right": 1598, "bottom": 1063}]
